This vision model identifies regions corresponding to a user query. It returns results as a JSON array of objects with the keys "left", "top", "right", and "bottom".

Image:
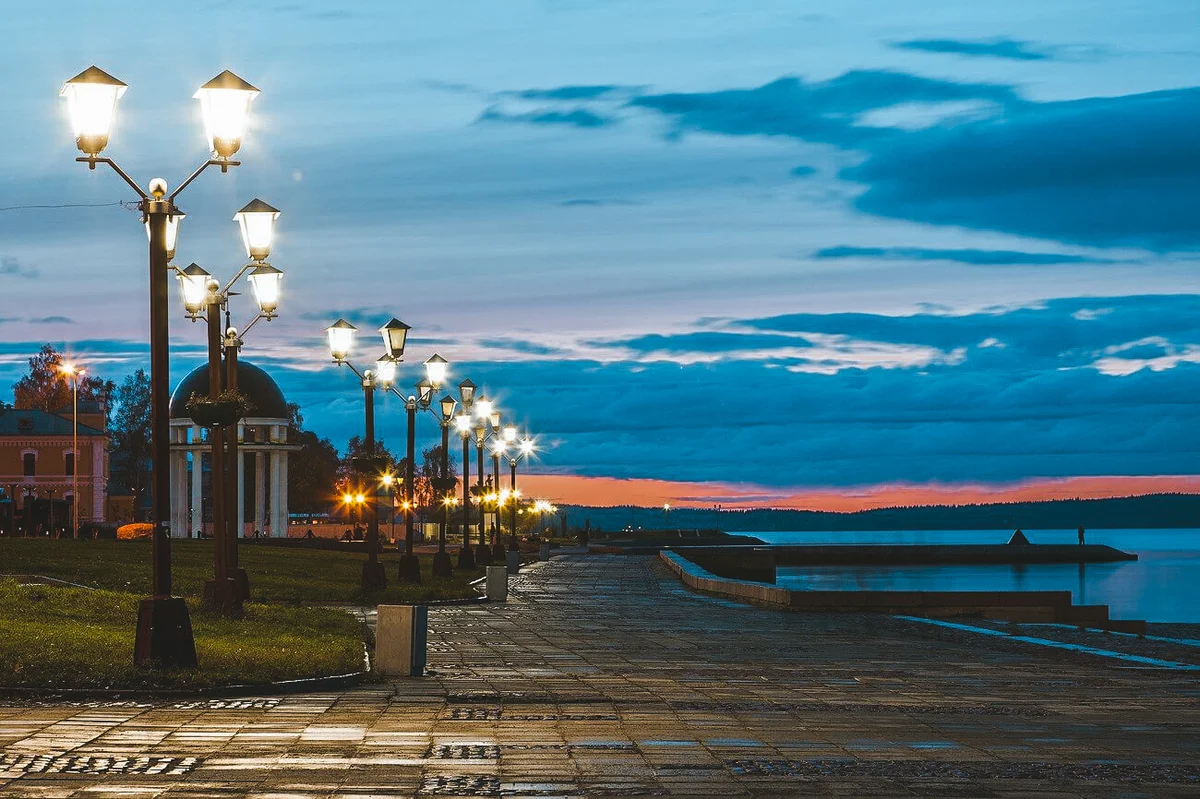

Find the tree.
[
  {"left": 12, "top": 344, "right": 114, "bottom": 421},
  {"left": 340, "top": 435, "right": 399, "bottom": 481},
  {"left": 289, "top": 430, "right": 341, "bottom": 520},
  {"left": 108, "top": 369, "right": 152, "bottom": 517}
]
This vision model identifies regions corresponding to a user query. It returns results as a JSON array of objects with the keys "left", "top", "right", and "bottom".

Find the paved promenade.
[{"left": 1, "top": 554, "right": 1197, "bottom": 797}]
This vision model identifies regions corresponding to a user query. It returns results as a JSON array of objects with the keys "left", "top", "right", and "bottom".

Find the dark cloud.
[
  {"left": 0, "top": 256, "right": 38, "bottom": 278},
  {"left": 789, "top": 165, "right": 817, "bottom": 178},
  {"left": 893, "top": 38, "right": 1054, "bottom": 61},
  {"left": 508, "top": 85, "right": 630, "bottom": 101},
  {"left": 845, "top": 87, "right": 1200, "bottom": 250},
  {"left": 477, "top": 337, "right": 570, "bottom": 356},
  {"left": 627, "top": 71, "right": 1019, "bottom": 147},
  {"left": 812, "top": 246, "right": 1121, "bottom": 266},
  {"left": 478, "top": 106, "right": 615, "bottom": 129},
  {"left": 29, "top": 316, "right": 74, "bottom": 324}
]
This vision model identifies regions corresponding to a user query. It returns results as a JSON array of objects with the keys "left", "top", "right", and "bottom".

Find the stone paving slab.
[{"left": 1, "top": 554, "right": 1197, "bottom": 797}]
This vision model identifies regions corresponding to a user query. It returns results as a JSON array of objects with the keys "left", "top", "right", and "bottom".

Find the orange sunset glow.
[{"left": 516, "top": 473, "right": 1200, "bottom": 513}]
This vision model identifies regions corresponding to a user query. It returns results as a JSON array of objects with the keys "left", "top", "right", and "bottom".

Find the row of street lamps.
[{"left": 325, "top": 320, "right": 541, "bottom": 589}]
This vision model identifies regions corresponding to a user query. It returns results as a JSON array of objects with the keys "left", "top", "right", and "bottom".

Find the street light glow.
[
  {"left": 146, "top": 213, "right": 185, "bottom": 262},
  {"left": 247, "top": 264, "right": 283, "bottom": 316},
  {"left": 379, "top": 318, "right": 410, "bottom": 359},
  {"left": 326, "top": 319, "right": 356, "bottom": 362},
  {"left": 503, "top": 424, "right": 518, "bottom": 443},
  {"left": 233, "top": 198, "right": 280, "bottom": 262},
  {"left": 424, "top": 354, "right": 449, "bottom": 387},
  {"left": 374, "top": 354, "right": 398, "bottom": 387},
  {"left": 60, "top": 66, "right": 127, "bottom": 155},
  {"left": 454, "top": 413, "right": 473, "bottom": 434},
  {"left": 474, "top": 395, "right": 493, "bottom": 420},
  {"left": 178, "top": 263, "right": 212, "bottom": 317},
  {"left": 194, "top": 70, "right": 259, "bottom": 159}
]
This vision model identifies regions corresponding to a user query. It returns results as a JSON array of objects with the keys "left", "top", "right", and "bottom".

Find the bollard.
[
  {"left": 375, "top": 604, "right": 428, "bottom": 677},
  {"left": 485, "top": 565, "right": 508, "bottom": 601},
  {"left": 539, "top": 541, "right": 551, "bottom": 561},
  {"left": 506, "top": 550, "right": 521, "bottom": 575}
]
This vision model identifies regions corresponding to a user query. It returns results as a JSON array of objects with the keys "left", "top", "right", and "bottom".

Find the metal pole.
[
  {"left": 399, "top": 401, "right": 420, "bottom": 582},
  {"left": 362, "top": 379, "right": 386, "bottom": 590},
  {"left": 509, "top": 459, "right": 519, "bottom": 551},
  {"left": 475, "top": 439, "right": 489, "bottom": 563},
  {"left": 202, "top": 295, "right": 233, "bottom": 611},
  {"left": 134, "top": 198, "right": 197, "bottom": 668},
  {"left": 439, "top": 423, "right": 449, "bottom": 554},
  {"left": 224, "top": 330, "right": 248, "bottom": 601},
  {"left": 457, "top": 433, "right": 474, "bottom": 569},
  {"left": 72, "top": 376, "right": 78, "bottom": 538}
]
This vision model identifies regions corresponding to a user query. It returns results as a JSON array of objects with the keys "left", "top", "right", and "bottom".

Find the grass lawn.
[
  {"left": 0, "top": 579, "right": 365, "bottom": 690},
  {"left": 0, "top": 539, "right": 486, "bottom": 604}
]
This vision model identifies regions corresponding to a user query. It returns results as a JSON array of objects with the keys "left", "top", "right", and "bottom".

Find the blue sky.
[{"left": 1, "top": 1, "right": 1198, "bottom": 505}]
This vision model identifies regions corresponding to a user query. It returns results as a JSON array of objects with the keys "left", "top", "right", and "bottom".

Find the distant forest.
[{"left": 566, "top": 493, "right": 1200, "bottom": 533}]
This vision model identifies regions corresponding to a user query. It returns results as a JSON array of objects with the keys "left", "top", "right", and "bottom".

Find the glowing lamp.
[
  {"left": 178, "top": 263, "right": 211, "bottom": 317},
  {"left": 520, "top": 438, "right": 535, "bottom": 456},
  {"left": 473, "top": 395, "right": 493, "bottom": 420},
  {"left": 61, "top": 66, "right": 127, "bottom": 155},
  {"left": 503, "top": 424, "right": 518, "bottom": 443},
  {"left": 455, "top": 413, "right": 472, "bottom": 435},
  {"left": 374, "top": 353, "right": 398, "bottom": 387},
  {"left": 489, "top": 410, "right": 501, "bottom": 429},
  {"left": 424, "top": 353, "right": 448, "bottom": 387},
  {"left": 379, "top": 318, "right": 410, "bottom": 359},
  {"left": 194, "top": 70, "right": 259, "bottom": 158},
  {"left": 326, "top": 319, "right": 356, "bottom": 362},
  {"left": 145, "top": 213, "right": 185, "bottom": 262},
  {"left": 381, "top": 474, "right": 394, "bottom": 487},
  {"left": 233, "top": 198, "right": 279, "bottom": 262},
  {"left": 247, "top": 264, "right": 282, "bottom": 316}
]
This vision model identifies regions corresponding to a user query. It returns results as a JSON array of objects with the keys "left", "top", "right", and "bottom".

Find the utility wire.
[{"left": 0, "top": 201, "right": 139, "bottom": 212}]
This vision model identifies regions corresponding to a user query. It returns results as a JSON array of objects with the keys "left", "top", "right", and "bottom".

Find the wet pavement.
[{"left": 1, "top": 554, "right": 1197, "bottom": 797}]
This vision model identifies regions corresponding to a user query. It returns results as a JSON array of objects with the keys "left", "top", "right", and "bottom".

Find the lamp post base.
[
  {"left": 431, "top": 550, "right": 453, "bottom": 578},
  {"left": 398, "top": 553, "right": 422, "bottom": 583},
  {"left": 232, "top": 567, "right": 250, "bottom": 602},
  {"left": 134, "top": 596, "right": 198, "bottom": 668},
  {"left": 457, "top": 546, "right": 476, "bottom": 570},
  {"left": 491, "top": 542, "right": 507, "bottom": 561},
  {"left": 203, "top": 577, "right": 243, "bottom": 614},
  {"left": 361, "top": 560, "right": 388, "bottom": 591},
  {"left": 474, "top": 544, "right": 493, "bottom": 566}
]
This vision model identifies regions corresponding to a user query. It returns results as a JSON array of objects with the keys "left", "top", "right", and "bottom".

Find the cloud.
[
  {"left": 628, "top": 71, "right": 1019, "bottom": 146},
  {"left": 615, "top": 70, "right": 1198, "bottom": 249},
  {"left": 29, "top": 316, "right": 73, "bottom": 324},
  {"left": 558, "top": 198, "right": 637, "bottom": 207},
  {"left": 811, "top": 246, "right": 1121, "bottom": 266},
  {"left": 789, "top": 165, "right": 816, "bottom": 178},
  {"left": 507, "top": 85, "right": 632, "bottom": 101},
  {"left": 0, "top": 256, "right": 38, "bottom": 278},
  {"left": 892, "top": 38, "right": 1055, "bottom": 61},
  {"left": 478, "top": 106, "right": 616, "bottom": 129},
  {"left": 845, "top": 86, "right": 1200, "bottom": 250}
]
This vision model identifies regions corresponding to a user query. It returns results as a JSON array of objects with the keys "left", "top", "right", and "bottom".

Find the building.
[
  {"left": 168, "top": 361, "right": 296, "bottom": 538},
  {"left": 0, "top": 402, "right": 109, "bottom": 535}
]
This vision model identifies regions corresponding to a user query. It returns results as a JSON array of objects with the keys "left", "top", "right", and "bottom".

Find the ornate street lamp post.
[
  {"left": 61, "top": 64, "right": 260, "bottom": 667},
  {"left": 58, "top": 363, "right": 85, "bottom": 539},
  {"left": 175, "top": 203, "right": 282, "bottom": 612},
  {"left": 325, "top": 318, "right": 410, "bottom": 591}
]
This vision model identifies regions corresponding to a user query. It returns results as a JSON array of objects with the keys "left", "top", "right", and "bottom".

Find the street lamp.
[
  {"left": 59, "top": 363, "right": 85, "bottom": 539},
  {"left": 453, "top": 379, "right": 478, "bottom": 570},
  {"left": 468, "top": 398, "right": 504, "bottom": 563},
  {"left": 324, "top": 318, "right": 402, "bottom": 591},
  {"left": 175, "top": 201, "right": 282, "bottom": 612},
  {"left": 62, "top": 64, "right": 261, "bottom": 668}
]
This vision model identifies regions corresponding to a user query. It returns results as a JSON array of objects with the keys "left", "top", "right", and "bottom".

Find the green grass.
[
  {"left": 0, "top": 579, "right": 365, "bottom": 690},
  {"left": 0, "top": 539, "right": 486, "bottom": 604}
]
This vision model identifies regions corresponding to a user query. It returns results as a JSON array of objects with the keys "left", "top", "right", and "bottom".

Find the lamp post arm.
[
  {"left": 236, "top": 311, "right": 271, "bottom": 338},
  {"left": 337, "top": 360, "right": 366, "bottom": 382},
  {"left": 169, "top": 159, "right": 241, "bottom": 202},
  {"left": 217, "top": 262, "right": 257, "bottom": 298},
  {"left": 75, "top": 156, "right": 148, "bottom": 198}
]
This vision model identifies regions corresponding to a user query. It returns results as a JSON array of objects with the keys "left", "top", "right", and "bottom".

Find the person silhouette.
[{"left": 1078, "top": 527, "right": 1085, "bottom": 546}]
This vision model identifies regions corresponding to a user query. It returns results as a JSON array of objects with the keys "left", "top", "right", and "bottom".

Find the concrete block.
[
  {"left": 486, "top": 565, "right": 508, "bottom": 601},
  {"left": 507, "top": 550, "right": 521, "bottom": 575},
  {"left": 375, "top": 604, "right": 427, "bottom": 677}
]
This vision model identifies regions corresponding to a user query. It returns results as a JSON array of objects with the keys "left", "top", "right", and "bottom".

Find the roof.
[
  {"left": 169, "top": 360, "right": 289, "bottom": 420},
  {"left": 0, "top": 408, "right": 105, "bottom": 437}
]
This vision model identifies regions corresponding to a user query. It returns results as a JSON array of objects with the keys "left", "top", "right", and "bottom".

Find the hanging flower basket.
[{"left": 186, "top": 390, "right": 254, "bottom": 428}]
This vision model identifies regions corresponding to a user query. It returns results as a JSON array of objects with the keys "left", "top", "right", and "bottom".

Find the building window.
[
  {"left": 65, "top": 452, "right": 76, "bottom": 476},
  {"left": 23, "top": 453, "right": 36, "bottom": 477}
]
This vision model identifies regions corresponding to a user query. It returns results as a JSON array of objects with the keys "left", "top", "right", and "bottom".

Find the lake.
[{"left": 751, "top": 529, "right": 1200, "bottom": 623}]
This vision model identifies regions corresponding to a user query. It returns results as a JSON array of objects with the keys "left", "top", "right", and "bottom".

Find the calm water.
[{"left": 752, "top": 529, "right": 1200, "bottom": 623}]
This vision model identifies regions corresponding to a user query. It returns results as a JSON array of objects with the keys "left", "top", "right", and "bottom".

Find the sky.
[{"left": 1, "top": 1, "right": 1198, "bottom": 510}]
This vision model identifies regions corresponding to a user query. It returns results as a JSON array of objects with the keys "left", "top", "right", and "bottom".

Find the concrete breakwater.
[{"left": 660, "top": 548, "right": 1146, "bottom": 634}]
